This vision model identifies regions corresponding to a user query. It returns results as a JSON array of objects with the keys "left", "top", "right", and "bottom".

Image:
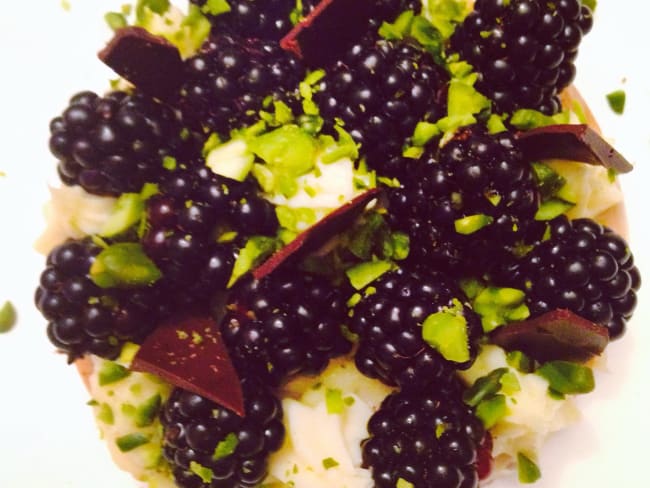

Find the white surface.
[{"left": 0, "top": 1, "right": 648, "bottom": 487}]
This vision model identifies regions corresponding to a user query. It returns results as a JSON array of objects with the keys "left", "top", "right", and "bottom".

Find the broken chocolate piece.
[
  {"left": 280, "top": 0, "right": 374, "bottom": 68},
  {"left": 490, "top": 309, "right": 609, "bottom": 363},
  {"left": 253, "top": 188, "right": 381, "bottom": 280},
  {"left": 131, "top": 315, "right": 244, "bottom": 416},
  {"left": 98, "top": 26, "right": 184, "bottom": 100},
  {"left": 516, "top": 124, "right": 633, "bottom": 174}
]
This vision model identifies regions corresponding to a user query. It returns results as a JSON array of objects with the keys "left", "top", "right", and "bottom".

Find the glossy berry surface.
[
  {"left": 387, "top": 126, "right": 541, "bottom": 277},
  {"left": 49, "top": 90, "right": 200, "bottom": 196},
  {"left": 220, "top": 271, "right": 353, "bottom": 387},
  {"left": 177, "top": 34, "right": 306, "bottom": 137},
  {"left": 498, "top": 216, "right": 641, "bottom": 338},
  {"left": 161, "top": 379, "right": 285, "bottom": 488},
  {"left": 451, "top": 0, "right": 594, "bottom": 114},
  {"left": 351, "top": 267, "right": 482, "bottom": 389},
  {"left": 361, "top": 385, "right": 485, "bottom": 488},
  {"left": 36, "top": 238, "right": 171, "bottom": 361},
  {"left": 314, "top": 37, "right": 449, "bottom": 176}
]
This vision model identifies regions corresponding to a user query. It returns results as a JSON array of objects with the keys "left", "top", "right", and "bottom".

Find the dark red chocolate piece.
[
  {"left": 131, "top": 315, "right": 244, "bottom": 416},
  {"left": 490, "top": 309, "right": 609, "bottom": 363},
  {"left": 280, "top": 0, "right": 374, "bottom": 68},
  {"left": 516, "top": 124, "right": 633, "bottom": 174},
  {"left": 252, "top": 188, "right": 381, "bottom": 280},
  {"left": 98, "top": 26, "right": 184, "bottom": 100}
]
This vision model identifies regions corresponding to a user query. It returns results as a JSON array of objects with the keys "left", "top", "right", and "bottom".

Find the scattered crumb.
[
  {"left": 0, "top": 301, "right": 17, "bottom": 333},
  {"left": 606, "top": 89, "right": 626, "bottom": 115}
]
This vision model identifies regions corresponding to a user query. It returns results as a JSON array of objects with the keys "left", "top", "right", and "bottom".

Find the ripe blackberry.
[
  {"left": 387, "top": 126, "right": 541, "bottom": 277},
  {"left": 220, "top": 271, "right": 353, "bottom": 387},
  {"left": 351, "top": 267, "right": 482, "bottom": 390},
  {"left": 143, "top": 164, "right": 278, "bottom": 308},
  {"left": 500, "top": 216, "right": 641, "bottom": 339},
  {"left": 450, "top": 0, "right": 594, "bottom": 114},
  {"left": 177, "top": 34, "right": 306, "bottom": 137},
  {"left": 35, "top": 238, "right": 172, "bottom": 361},
  {"left": 361, "top": 385, "right": 486, "bottom": 488},
  {"left": 161, "top": 378, "right": 285, "bottom": 488},
  {"left": 313, "top": 37, "right": 448, "bottom": 176},
  {"left": 48, "top": 90, "right": 200, "bottom": 196}
]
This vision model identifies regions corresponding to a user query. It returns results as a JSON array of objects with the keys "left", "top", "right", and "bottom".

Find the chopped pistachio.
[
  {"left": 98, "top": 361, "right": 130, "bottom": 386},
  {"left": 463, "top": 368, "right": 508, "bottom": 407},
  {"left": 396, "top": 478, "right": 415, "bottom": 488},
  {"left": 606, "top": 89, "right": 626, "bottom": 115},
  {"left": 346, "top": 260, "right": 393, "bottom": 290},
  {"left": 201, "top": 0, "right": 231, "bottom": 16},
  {"left": 212, "top": 432, "right": 238, "bottom": 460},
  {"left": 322, "top": 457, "right": 339, "bottom": 470},
  {"left": 476, "top": 394, "right": 507, "bottom": 428},
  {"left": 135, "top": 394, "right": 162, "bottom": 427},
  {"left": 421, "top": 301, "right": 470, "bottom": 363},
  {"left": 90, "top": 243, "right": 162, "bottom": 288},
  {"left": 472, "top": 286, "right": 529, "bottom": 332},
  {"left": 0, "top": 301, "right": 17, "bottom": 333},
  {"left": 116, "top": 432, "right": 150, "bottom": 452},
  {"left": 105, "top": 12, "right": 128, "bottom": 30},
  {"left": 517, "top": 452, "right": 542, "bottom": 483},
  {"left": 227, "top": 236, "right": 281, "bottom": 287},
  {"left": 506, "top": 350, "right": 535, "bottom": 374},
  {"left": 454, "top": 214, "right": 493, "bottom": 235},
  {"left": 189, "top": 461, "right": 213, "bottom": 483},
  {"left": 325, "top": 388, "right": 345, "bottom": 414},
  {"left": 536, "top": 361, "right": 595, "bottom": 395},
  {"left": 96, "top": 403, "right": 115, "bottom": 425}
]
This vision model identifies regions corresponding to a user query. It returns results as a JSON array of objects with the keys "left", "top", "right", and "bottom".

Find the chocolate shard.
[
  {"left": 490, "top": 309, "right": 610, "bottom": 363},
  {"left": 280, "top": 0, "right": 374, "bottom": 68},
  {"left": 515, "top": 124, "right": 633, "bottom": 174},
  {"left": 98, "top": 26, "right": 184, "bottom": 100},
  {"left": 131, "top": 315, "right": 244, "bottom": 416},
  {"left": 252, "top": 188, "right": 381, "bottom": 280}
]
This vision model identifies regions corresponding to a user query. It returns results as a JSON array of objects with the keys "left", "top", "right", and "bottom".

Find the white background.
[{"left": 0, "top": 1, "right": 648, "bottom": 487}]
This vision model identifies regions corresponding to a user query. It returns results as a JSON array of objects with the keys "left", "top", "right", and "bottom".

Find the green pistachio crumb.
[
  {"left": 606, "top": 89, "right": 626, "bottom": 115},
  {"left": 98, "top": 361, "right": 130, "bottom": 386},
  {"left": 105, "top": 12, "right": 128, "bottom": 30},
  {"left": 116, "top": 432, "right": 150, "bottom": 452},
  {"left": 396, "top": 478, "right": 415, "bottom": 488},
  {"left": 463, "top": 368, "right": 508, "bottom": 407},
  {"left": 322, "top": 457, "right": 339, "bottom": 470},
  {"left": 517, "top": 452, "right": 542, "bottom": 483},
  {"left": 325, "top": 388, "right": 345, "bottom": 414},
  {"left": 421, "top": 301, "right": 470, "bottom": 363},
  {"left": 201, "top": 0, "right": 231, "bottom": 16},
  {"left": 90, "top": 242, "right": 162, "bottom": 288},
  {"left": 0, "top": 301, "right": 17, "bottom": 333},
  {"left": 476, "top": 394, "right": 507, "bottom": 428},
  {"left": 135, "top": 394, "right": 162, "bottom": 428},
  {"left": 536, "top": 361, "right": 595, "bottom": 395},
  {"left": 454, "top": 214, "right": 493, "bottom": 235},
  {"left": 212, "top": 432, "right": 238, "bottom": 460},
  {"left": 346, "top": 260, "right": 393, "bottom": 290},
  {"left": 190, "top": 461, "right": 213, "bottom": 483}
]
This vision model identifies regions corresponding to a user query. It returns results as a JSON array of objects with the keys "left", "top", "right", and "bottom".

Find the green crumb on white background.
[
  {"left": 0, "top": 301, "right": 17, "bottom": 333},
  {"left": 60, "top": 0, "right": 71, "bottom": 11},
  {"left": 606, "top": 89, "right": 626, "bottom": 114}
]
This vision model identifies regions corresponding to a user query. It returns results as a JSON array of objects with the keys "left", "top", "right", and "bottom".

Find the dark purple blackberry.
[
  {"left": 220, "top": 271, "right": 353, "bottom": 387},
  {"left": 35, "top": 238, "right": 172, "bottom": 361},
  {"left": 450, "top": 0, "right": 594, "bottom": 114},
  {"left": 161, "top": 378, "right": 285, "bottom": 488},
  {"left": 49, "top": 90, "right": 200, "bottom": 196},
  {"left": 142, "top": 164, "right": 278, "bottom": 307},
  {"left": 313, "top": 37, "right": 449, "bottom": 176},
  {"left": 351, "top": 267, "right": 482, "bottom": 390},
  {"left": 177, "top": 35, "right": 306, "bottom": 137},
  {"left": 361, "top": 385, "right": 486, "bottom": 488},
  {"left": 499, "top": 216, "right": 641, "bottom": 339},
  {"left": 387, "top": 126, "right": 541, "bottom": 277}
]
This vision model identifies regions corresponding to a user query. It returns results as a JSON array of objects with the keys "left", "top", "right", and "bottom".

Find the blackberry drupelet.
[
  {"left": 36, "top": 238, "right": 171, "bottom": 361},
  {"left": 499, "top": 216, "right": 641, "bottom": 339},
  {"left": 220, "top": 271, "right": 353, "bottom": 387},
  {"left": 450, "top": 0, "right": 594, "bottom": 114},
  {"left": 313, "top": 37, "right": 449, "bottom": 176},
  {"left": 177, "top": 34, "right": 306, "bottom": 137},
  {"left": 361, "top": 385, "right": 486, "bottom": 487},
  {"left": 351, "top": 267, "right": 482, "bottom": 390},
  {"left": 143, "top": 164, "right": 278, "bottom": 308},
  {"left": 161, "top": 378, "right": 285, "bottom": 488},
  {"left": 387, "top": 126, "right": 541, "bottom": 277},
  {"left": 49, "top": 90, "right": 200, "bottom": 196}
]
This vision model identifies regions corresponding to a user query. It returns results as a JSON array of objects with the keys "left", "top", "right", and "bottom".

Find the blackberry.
[
  {"left": 49, "top": 90, "right": 200, "bottom": 196},
  {"left": 361, "top": 385, "right": 486, "bottom": 487},
  {"left": 177, "top": 35, "right": 306, "bottom": 137},
  {"left": 161, "top": 378, "right": 285, "bottom": 488},
  {"left": 450, "top": 0, "right": 594, "bottom": 114},
  {"left": 387, "top": 126, "right": 541, "bottom": 277},
  {"left": 499, "top": 216, "right": 641, "bottom": 339},
  {"left": 220, "top": 271, "right": 353, "bottom": 387},
  {"left": 351, "top": 267, "right": 482, "bottom": 389},
  {"left": 313, "top": 37, "right": 449, "bottom": 176},
  {"left": 143, "top": 164, "right": 278, "bottom": 308},
  {"left": 35, "top": 238, "right": 172, "bottom": 361}
]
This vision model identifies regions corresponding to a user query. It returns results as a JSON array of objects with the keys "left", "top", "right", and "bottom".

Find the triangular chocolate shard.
[
  {"left": 131, "top": 315, "right": 244, "bottom": 416},
  {"left": 516, "top": 124, "right": 633, "bottom": 173},
  {"left": 280, "top": 0, "right": 374, "bottom": 68},
  {"left": 490, "top": 309, "right": 610, "bottom": 363},
  {"left": 252, "top": 188, "right": 381, "bottom": 280},
  {"left": 98, "top": 26, "right": 184, "bottom": 101}
]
